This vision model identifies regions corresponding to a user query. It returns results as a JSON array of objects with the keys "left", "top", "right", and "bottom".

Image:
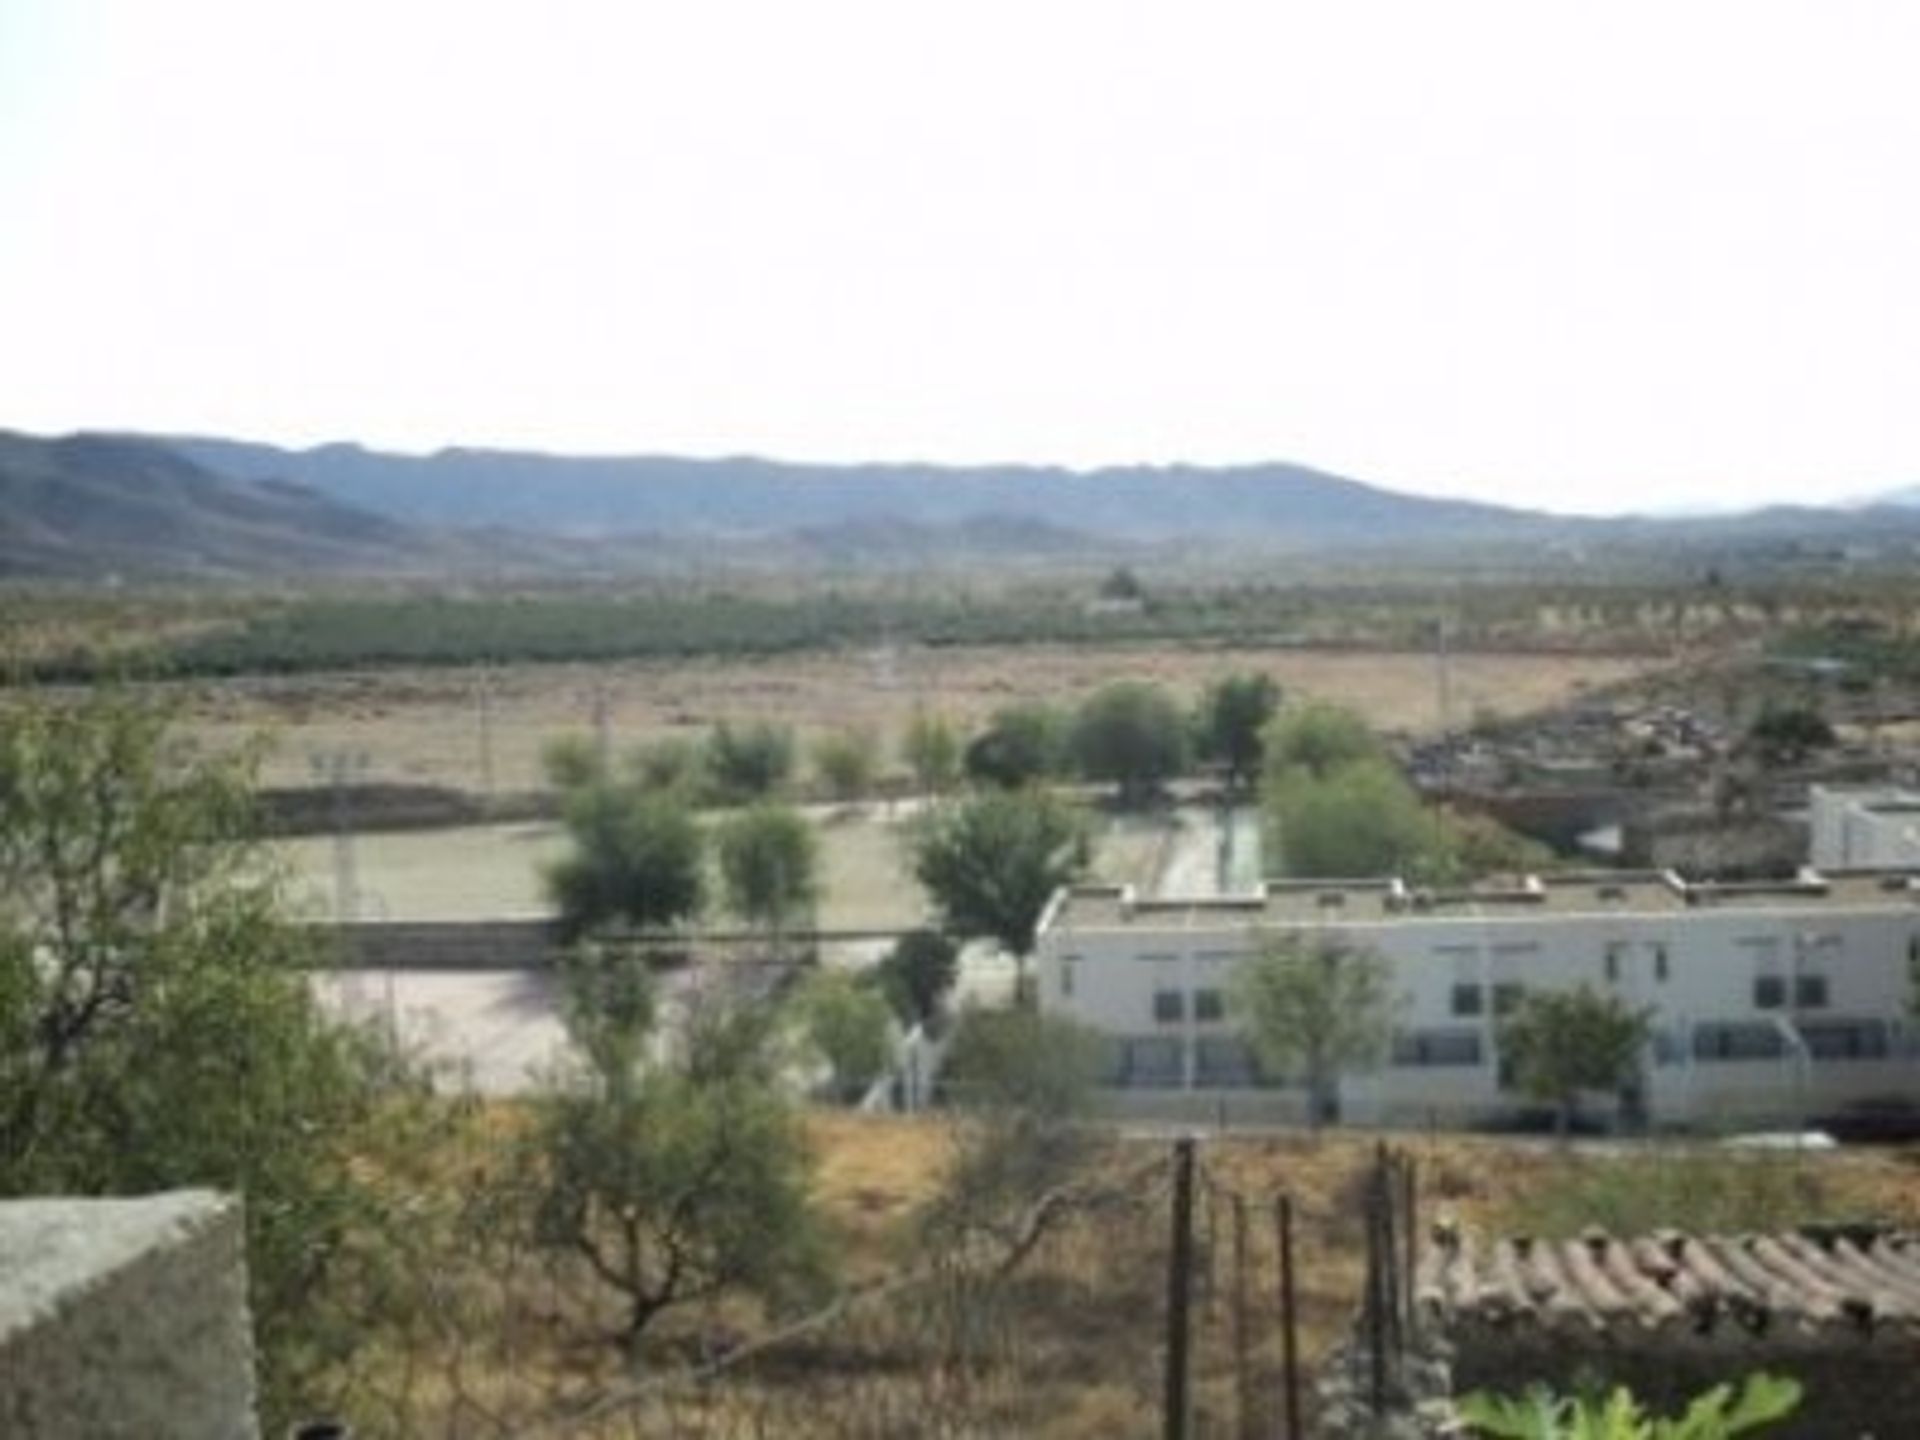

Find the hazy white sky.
[{"left": 4, "top": 1, "right": 1920, "bottom": 514}]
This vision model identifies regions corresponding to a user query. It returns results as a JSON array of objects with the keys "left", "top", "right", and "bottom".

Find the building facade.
[
  {"left": 1809, "top": 784, "right": 1920, "bottom": 870},
  {"left": 1033, "top": 869, "right": 1920, "bottom": 1128}
]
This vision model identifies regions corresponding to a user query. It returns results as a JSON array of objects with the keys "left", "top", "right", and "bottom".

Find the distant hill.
[
  {"left": 0, "top": 431, "right": 431, "bottom": 579},
  {"left": 165, "top": 436, "right": 1552, "bottom": 547}
]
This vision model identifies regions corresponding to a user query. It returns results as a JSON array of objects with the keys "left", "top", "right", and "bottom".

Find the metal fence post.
[{"left": 1164, "top": 1137, "right": 1197, "bottom": 1440}]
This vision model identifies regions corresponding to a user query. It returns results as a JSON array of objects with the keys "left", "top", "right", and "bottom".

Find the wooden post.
[
  {"left": 1164, "top": 1138, "right": 1197, "bottom": 1440},
  {"left": 1276, "top": 1194, "right": 1302, "bottom": 1440},
  {"left": 1231, "top": 1193, "right": 1253, "bottom": 1440}
]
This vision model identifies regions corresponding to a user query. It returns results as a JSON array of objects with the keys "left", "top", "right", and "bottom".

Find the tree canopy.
[
  {"left": 913, "top": 789, "right": 1086, "bottom": 989},
  {"left": 1262, "top": 701, "right": 1385, "bottom": 782},
  {"left": 901, "top": 706, "right": 962, "bottom": 795},
  {"left": 812, "top": 727, "right": 876, "bottom": 802},
  {"left": 874, "top": 928, "right": 960, "bottom": 1030},
  {"left": 715, "top": 802, "right": 819, "bottom": 943},
  {"left": 1231, "top": 932, "right": 1396, "bottom": 1126},
  {"left": 1498, "top": 985, "right": 1652, "bottom": 1135},
  {"left": 791, "top": 968, "right": 894, "bottom": 1102},
  {"left": 1070, "top": 680, "right": 1188, "bottom": 804},
  {"left": 545, "top": 783, "right": 706, "bottom": 940},
  {"left": 706, "top": 719, "right": 796, "bottom": 801},
  {"left": 1194, "top": 671, "right": 1280, "bottom": 790},
  {"left": 963, "top": 703, "right": 1070, "bottom": 789}
]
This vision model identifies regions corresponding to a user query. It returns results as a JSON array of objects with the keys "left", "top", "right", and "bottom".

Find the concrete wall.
[
  {"left": 324, "top": 918, "right": 559, "bottom": 970},
  {"left": 0, "top": 1190, "right": 257, "bottom": 1439}
]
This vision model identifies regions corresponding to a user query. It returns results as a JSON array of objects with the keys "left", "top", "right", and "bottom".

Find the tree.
[
  {"left": 874, "top": 928, "right": 960, "bottom": 1029},
  {"left": 542, "top": 732, "right": 605, "bottom": 791},
  {"left": 1194, "top": 672, "right": 1280, "bottom": 791},
  {"left": 1070, "top": 680, "right": 1188, "bottom": 805},
  {"left": 706, "top": 720, "right": 796, "bottom": 801},
  {"left": 716, "top": 802, "right": 819, "bottom": 954},
  {"left": 1268, "top": 759, "right": 1451, "bottom": 881},
  {"left": 901, "top": 706, "right": 961, "bottom": 795},
  {"left": 1746, "top": 703, "right": 1836, "bottom": 767},
  {"left": 0, "top": 688, "right": 405, "bottom": 1424},
  {"left": 963, "top": 703, "right": 1069, "bottom": 789},
  {"left": 624, "top": 735, "right": 705, "bottom": 797},
  {"left": 913, "top": 790, "right": 1086, "bottom": 997},
  {"left": 1231, "top": 933, "right": 1395, "bottom": 1127},
  {"left": 1262, "top": 701, "right": 1384, "bottom": 782},
  {"left": 812, "top": 727, "right": 876, "bottom": 803},
  {"left": 1499, "top": 985, "right": 1652, "bottom": 1137},
  {"left": 545, "top": 783, "right": 706, "bottom": 940},
  {"left": 937, "top": 1007, "right": 1105, "bottom": 1118},
  {"left": 792, "top": 968, "right": 894, "bottom": 1102},
  {"left": 522, "top": 956, "right": 823, "bottom": 1358}
]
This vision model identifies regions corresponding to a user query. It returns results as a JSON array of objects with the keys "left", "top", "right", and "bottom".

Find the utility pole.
[{"left": 1163, "top": 1136, "right": 1197, "bottom": 1440}]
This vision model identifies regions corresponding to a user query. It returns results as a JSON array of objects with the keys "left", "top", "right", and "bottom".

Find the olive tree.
[
  {"left": 545, "top": 782, "right": 706, "bottom": 940},
  {"left": 1194, "top": 672, "right": 1280, "bottom": 791},
  {"left": 716, "top": 802, "right": 819, "bottom": 954},
  {"left": 1231, "top": 932, "right": 1396, "bottom": 1127},
  {"left": 1499, "top": 985, "right": 1652, "bottom": 1137},
  {"left": 812, "top": 727, "right": 877, "bottom": 803},
  {"left": 1070, "top": 680, "right": 1188, "bottom": 806}
]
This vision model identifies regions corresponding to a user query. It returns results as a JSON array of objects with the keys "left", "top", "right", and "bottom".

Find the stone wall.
[{"left": 0, "top": 1190, "right": 257, "bottom": 1439}]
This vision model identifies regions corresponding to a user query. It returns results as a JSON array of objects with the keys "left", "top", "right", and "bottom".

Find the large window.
[
  {"left": 1753, "top": 975, "right": 1786, "bottom": 1010},
  {"left": 1392, "top": 1028, "right": 1483, "bottom": 1068},
  {"left": 1794, "top": 974, "right": 1830, "bottom": 1010},
  {"left": 1451, "top": 983, "right": 1484, "bottom": 1017},
  {"left": 1153, "top": 989, "right": 1185, "bottom": 1024},
  {"left": 1195, "top": 1036, "right": 1261, "bottom": 1088},
  {"left": 1116, "top": 1037, "right": 1183, "bottom": 1088},
  {"left": 1693, "top": 1021, "right": 1787, "bottom": 1062},
  {"left": 1193, "top": 988, "right": 1225, "bottom": 1023},
  {"left": 1799, "top": 1019, "right": 1890, "bottom": 1061}
]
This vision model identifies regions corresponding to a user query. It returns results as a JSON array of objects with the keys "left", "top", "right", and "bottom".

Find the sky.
[{"left": 4, "top": 2, "right": 1920, "bottom": 515}]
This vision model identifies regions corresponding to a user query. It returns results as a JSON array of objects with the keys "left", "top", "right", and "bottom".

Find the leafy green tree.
[
  {"left": 1499, "top": 985, "right": 1652, "bottom": 1137},
  {"left": 542, "top": 732, "right": 605, "bottom": 791},
  {"left": 913, "top": 790, "right": 1086, "bottom": 997},
  {"left": 716, "top": 802, "right": 819, "bottom": 949},
  {"left": 1457, "top": 1371, "right": 1801, "bottom": 1439},
  {"left": 1194, "top": 671, "right": 1281, "bottom": 790},
  {"left": 901, "top": 705, "right": 962, "bottom": 795},
  {"left": 937, "top": 1007, "right": 1106, "bottom": 1118},
  {"left": 792, "top": 968, "right": 894, "bottom": 1102},
  {"left": 1746, "top": 703, "right": 1836, "bottom": 767},
  {"left": 963, "top": 703, "right": 1070, "bottom": 789},
  {"left": 706, "top": 719, "right": 796, "bottom": 801},
  {"left": 1268, "top": 758, "right": 1450, "bottom": 881},
  {"left": 545, "top": 783, "right": 706, "bottom": 940},
  {"left": 1070, "top": 680, "right": 1188, "bottom": 805},
  {"left": 1262, "top": 701, "right": 1384, "bottom": 782},
  {"left": 1231, "top": 933, "right": 1395, "bottom": 1127},
  {"left": 875, "top": 928, "right": 960, "bottom": 1029},
  {"left": 0, "top": 688, "right": 406, "bottom": 1425},
  {"left": 812, "top": 726, "right": 876, "bottom": 802},
  {"left": 624, "top": 734, "right": 705, "bottom": 797},
  {"left": 521, "top": 958, "right": 824, "bottom": 1358}
]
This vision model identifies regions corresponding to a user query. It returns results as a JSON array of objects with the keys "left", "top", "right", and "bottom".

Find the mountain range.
[{"left": 4, "top": 428, "right": 1920, "bottom": 580}]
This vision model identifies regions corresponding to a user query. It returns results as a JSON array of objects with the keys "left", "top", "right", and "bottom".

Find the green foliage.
[
  {"left": 812, "top": 726, "right": 877, "bottom": 802},
  {"left": 1499, "top": 985, "right": 1652, "bottom": 1134},
  {"left": 937, "top": 1008, "right": 1106, "bottom": 1119},
  {"left": 963, "top": 703, "right": 1071, "bottom": 789},
  {"left": 545, "top": 783, "right": 706, "bottom": 940},
  {"left": 715, "top": 802, "right": 819, "bottom": 942},
  {"left": 1098, "top": 565, "right": 1145, "bottom": 601},
  {"left": 875, "top": 928, "right": 961, "bottom": 1029},
  {"left": 706, "top": 719, "right": 796, "bottom": 801},
  {"left": 1070, "top": 680, "right": 1188, "bottom": 804},
  {"left": 1458, "top": 1372, "right": 1802, "bottom": 1439},
  {"left": 901, "top": 706, "right": 962, "bottom": 795},
  {"left": 913, "top": 790, "right": 1087, "bottom": 985},
  {"left": 541, "top": 732, "right": 606, "bottom": 791},
  {"left": 792, "top": 968, "right": 895, "bottom": 1102},
  {"left": 1194, "top": 671, "right": 1281, "bottom": 789},
  {"left": 1745, "top": 703, "right": 1836, "bottom": 766},
  {"left": 1498, "top": 1149, "right": 1837, "bottom": 1239},
  {"left": 521, "top": 970, "right": 825, "bottom": 1355},
  {"left": 0, "top": 687, "right": 408, "bottom": 1427},
  {"left": 1262, "top": 700, "right": 1385, "bottom": 781},
  {"left": 1232, "top": 933, "right": 1396, "bottom": 1126},
  {"left": 1268, "top": 758, "right": 1451, "bottom": 880},
  {"left": 624, "top": 734, "right": 705, "bottom": 796}
]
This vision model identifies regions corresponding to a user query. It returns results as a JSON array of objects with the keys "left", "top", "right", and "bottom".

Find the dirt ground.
[{"left": 176, "top": 643, "right": 1660, "bottom": 791}]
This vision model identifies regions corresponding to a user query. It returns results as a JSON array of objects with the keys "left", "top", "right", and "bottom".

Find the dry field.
[
  {"left": 342, "top": 1114, "right": 1920, "bottom": 1438},
  {"left": 175, "top": 642, "right": 1661, "bottom": 792}
]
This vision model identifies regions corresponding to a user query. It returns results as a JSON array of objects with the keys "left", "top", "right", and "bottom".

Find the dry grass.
[{"left": 170, "top": 643, "right": 1659, "bottom": 791}]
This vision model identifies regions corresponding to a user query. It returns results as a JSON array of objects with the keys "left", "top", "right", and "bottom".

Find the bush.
[
  {"left": 707, "top": 720, "right": 796, "bottom": 801},
  {"left": 1070, "top": 680, "right": 1188, "bottom": 805}
]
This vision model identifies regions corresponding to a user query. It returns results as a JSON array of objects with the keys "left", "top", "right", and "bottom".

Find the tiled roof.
[{"left": 1419, "top": 1226, "right": 1920, "bottom": 1342}]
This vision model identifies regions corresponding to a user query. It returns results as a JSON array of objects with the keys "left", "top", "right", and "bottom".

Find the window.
[
  {"left": 1794, "top": 974, "right": 1830, "bottom": 1010},
  {"left": 1451, "top": 983, "right": 1484, "bottom": 1017},
  {"left": 1652, "top": 945, "right": 1670, "bottom": 982},
  {"left": 1693, "top": 1022, "right": 1787, "bottom": 1062},
  {"left": 1493, "top": 982, "right": 1526, "bottom": 1017},
  {"left": 1194, "top": 989, "right": 1225, "bottom": 1023},
  {"left": 1799, "top": 1019, "right": 1890, "bottom": 1061},
  {"left": 1392, "top": 1028, "right": 1483, "bottom": 1067},
  {"left": 1195, "top": 1037, "right": 1260, "bottom": 1087},
  {"left": 1060, "top": 958, "right": 1077, "bottom": 1000},
  {"left": 1153, "top": 989, "right": 1185, "bottom": 1024},
  {"left": 1753, "top": 975, "right": 1786, "bottom": 1010},
  {"left": 1604, "top": 944, "right": 1625, "bottom": 983},
  {"left": 1117, "top": 1037, "right": 1182, "bottom": 1088}
]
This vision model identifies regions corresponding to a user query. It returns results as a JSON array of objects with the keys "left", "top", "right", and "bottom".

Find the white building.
[
  {"left": 1810, "top": 785, "right": 1920, "bottom": 870},
  {"left": 1032, "top": 869, "right": 1920, "bottom": 1129}
]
